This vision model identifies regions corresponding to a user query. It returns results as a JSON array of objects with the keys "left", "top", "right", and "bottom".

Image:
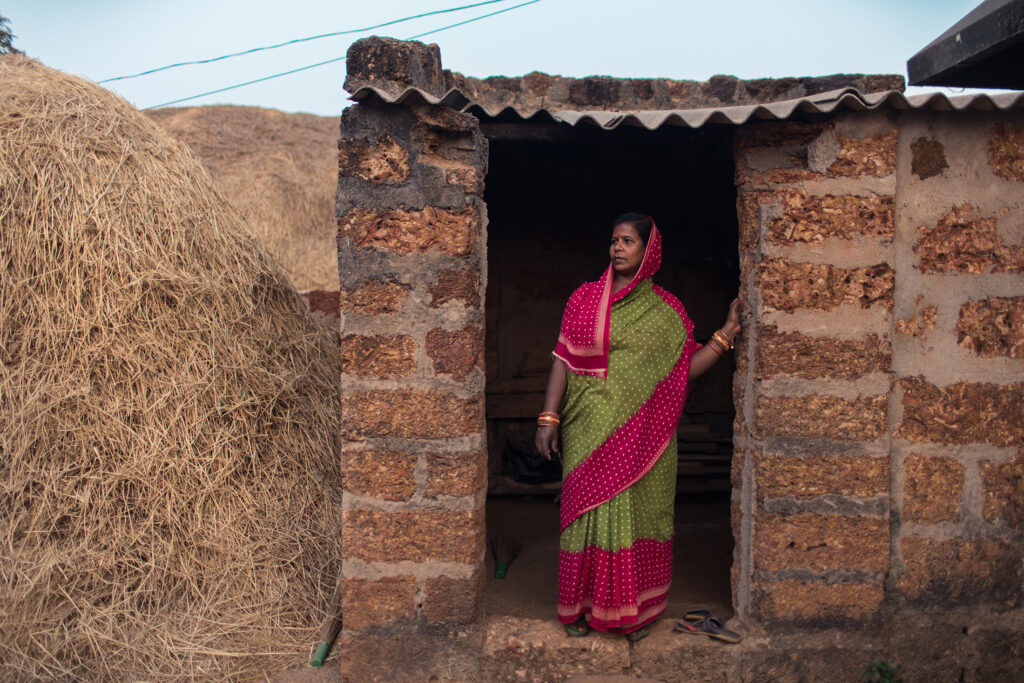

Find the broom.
[
  {"left": 309, "top": 576, "right": 344, "bottom": 667},
  {"left": 489, "top": 533, "right": 522, "bottom": 579}
]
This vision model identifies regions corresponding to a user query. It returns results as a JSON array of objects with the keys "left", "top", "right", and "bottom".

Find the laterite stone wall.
[
  {"left": 734, "top": 111, "right": 898, "bottom": 627},
  {"left": 335, "top": 35, "right": 489, "bottom": 660},
  {"left": 734, "top": 108, "right": 1024, "bottom": 678}
]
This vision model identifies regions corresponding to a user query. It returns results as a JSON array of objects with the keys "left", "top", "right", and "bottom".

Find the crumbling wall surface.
[
  {"left": 734, "top": 108, "right": 1024, "bottom": 680},
  {"left": 448, "top": 71, "right": 905, "bottom": 116},
  {"left": 336, "top": 36, "right": 488, "bottom": 681}
]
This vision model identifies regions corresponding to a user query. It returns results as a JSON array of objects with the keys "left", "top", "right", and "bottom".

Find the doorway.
[{"left": 482, "top": 120, "right": 739, "bottom": 622}]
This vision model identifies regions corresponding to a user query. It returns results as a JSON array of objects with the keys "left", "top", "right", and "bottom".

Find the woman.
[{"left": 535, "top": 213, "right": 741, "bottom": 641}]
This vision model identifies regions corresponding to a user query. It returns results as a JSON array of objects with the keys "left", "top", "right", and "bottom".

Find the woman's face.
[{"left": 610, "top": 223, "right": 646, "bottom": 279}]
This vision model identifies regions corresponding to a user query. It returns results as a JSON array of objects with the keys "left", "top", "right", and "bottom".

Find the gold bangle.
[
  {"left": 538, "top": 411, "right": 560, "bottom": 418},
  {"left": 713, "top": 330, "right": 734, "bottom": 351},
  {"left": 707, "top": 338, "right": 725, "bottom": 355}
]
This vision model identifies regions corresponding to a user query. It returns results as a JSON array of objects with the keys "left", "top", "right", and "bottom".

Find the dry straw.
[{"left": 0, "top": 56, "right": 342, "bottom": 679}]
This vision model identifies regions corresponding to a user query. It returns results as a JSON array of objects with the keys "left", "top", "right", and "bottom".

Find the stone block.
[
  {"left": 914, "top": 203, "right": 1024, "bottom": 274},
  {"left": 755, "top": 453, "right": 889, "bottom": 499},
  {"left": 741, "top": 167, "right": 822, "bottom": 186},
  {"left": 731, "top": 448, "right": 745, "bottom": 491},
  {"left": 962, "top": 624, "right": 1024, "bottom": 682},
  {"left": 341, "top": 334, "right": 416, "bottom": 378},
  {"left": 980, "top": 450, "right": 1024, "bottom": 530},
  {"left": 429, "top": 266, "right": 481, "bottom": 308},
  {"left": 990, "top": 122, "right": 1024, "bottom": 182},
  {"left": 303, "top": 289, "right": 340, "bottom": 319},
  {"left": 344, "top": 36, "right": 445, "bottom": 96},
  {"left": 341, "top": 575, "right": 417, "bottom": 630},
  {"left": 754, "top": 394, "right": 887, "bottom": 441},
  {"left": 443, "top": 164, "right": 484, "bottom": 196},
  {"left": 425, "top": 449, "right": 487, "bottom": 499},
  {"left": 902, "top": 454, "right": 963, "bottom": 524},
  {"left": 481, "top": 616, "right": 630, "bottom": 682},
  {"left": 882, "top": 614, "right": 966, "bottom": 683},
  {"left": 897, "top": 378, "right": 1024, "bottom": 447},
  {"left": 338, "top": 630, "right": 481, "bottom": 682},
  {"left": 758, "top": 258, "right": 894, "bottom": 312},
  {"left": 911, "top": 137, "right": 949, "bottom": 180},
  {"left": 423, "top": 571, "right": 484, "bottom": 623},
  {"left": 338, "top": 135, "right": 409, "bottom": 183},
  {"left": 754, "top": 512, "right": 889, "bottom": 573},
  {"left": 302, "top": 289, "right": 341, "bottom": 337},
  {"left": 898, "top": 536, "right": 1022, "bottom": 608},
  {"left": 339, "top": 206, "right": 478, "bottom": 257},
  {"left": 342, "top": 450, "right": 417, "bottom": 501},
  {"left": 425, "top": 325, "right": 483, "bottom": 382},
  {"left": 736, "top": 190, "right": 768, "bottom": 250},
  {"left": 341, "top": 389, "right": 482, "bottom": 439},
  {"left": 741, "top": 645, "right": 881, "bottom": 683},
  {"left": 568, "top": 76, "right": 625, "bottom": 107},
  {"left": 956, "top": 296, "right": 1024, "bottom": 358},
  {"left": 735, "top": 120, "right": 831, "bottom": 150},
  {"left": 767, "top": 189, "right": 894, "bottom": 243},
  {"left": 756, "top": 326, "right": 890, "bottom": 379},
  {"left": 754, "top": 579, "right": 883, "bottom": 624},
  {"left": 630, "top": 620, "right": 729, "bottom": 682},
  {"left": 827, "top": 130, "right": 898, "bottom": 177},
  {"left": 339, "top": 278, "right": 410, "bottom": 315},
  {"left": 342, "top": 507, "right": 484, "bottom": 564},
  {"left": 895, "top": 303, "right": 937, "bottom": 340}
]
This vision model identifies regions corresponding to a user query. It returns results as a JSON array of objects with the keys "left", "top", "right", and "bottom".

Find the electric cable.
[
  {"left": 101, "top": 0, "right": 514, "bottom": 84},
  {"left": 407, "top": 0, "right": 538, "bottom": 39},
  {"left": 140, "top": 0, "right": 541, "bottom": 110}
]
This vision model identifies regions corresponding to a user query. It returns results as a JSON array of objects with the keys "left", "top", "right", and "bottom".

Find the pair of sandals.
[
  {"left": 673, "top": 609, "right": 741, "bottom": 643},
  {"left": 563, "top": 616, "right": 650, "bottom": 642}
]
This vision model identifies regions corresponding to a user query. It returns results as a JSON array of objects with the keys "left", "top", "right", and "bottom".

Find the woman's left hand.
[{"left": 723, "top": 298, "right": 741, "bottom": 339}]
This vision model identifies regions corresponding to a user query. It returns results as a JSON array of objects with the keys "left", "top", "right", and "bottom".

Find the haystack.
[
  {"left": 146, "top": 106, "right": 339, "bottom": 291},
  {"left": 0, "top": 56, "right": 342, "bottom": 679}
]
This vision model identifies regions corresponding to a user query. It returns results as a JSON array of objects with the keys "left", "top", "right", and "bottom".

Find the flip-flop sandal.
[
  {"left": 624, "top": 625, "right": 650, "bottom": 642},
  {"left": 674, "top": 617, "right": 741, "bottom": 644},
  {"left": 564, "top": 616, "right": 591, "bottom": 638},
  {"left": 682, "top": 609, "right": 711, "bottom": 621}
]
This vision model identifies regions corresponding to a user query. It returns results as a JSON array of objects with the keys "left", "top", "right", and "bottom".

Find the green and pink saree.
[{"left": 553, "top": 223, "right": 698, "bottom": 634}]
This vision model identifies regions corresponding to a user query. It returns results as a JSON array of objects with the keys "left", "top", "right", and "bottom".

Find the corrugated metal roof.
[{"left": 349, "top": 85, "right": 1024, "bottom": 131}]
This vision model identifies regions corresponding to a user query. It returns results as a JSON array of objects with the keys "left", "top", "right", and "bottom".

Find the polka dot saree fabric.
[{"left": 554, "top": 228, "right": 699, "bottom": 634}]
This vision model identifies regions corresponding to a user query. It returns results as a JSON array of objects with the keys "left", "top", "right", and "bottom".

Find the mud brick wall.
[
  {"left": 336, "top": 37, "right": 489, "bottom": 638},
  {"left": 734, "top": 106, "right": 1024, "bottom": 659}
]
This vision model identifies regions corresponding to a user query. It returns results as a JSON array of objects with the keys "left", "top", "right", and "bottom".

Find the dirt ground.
[{"left": 484, "top": 492, "right": 734, "bottom": 624}]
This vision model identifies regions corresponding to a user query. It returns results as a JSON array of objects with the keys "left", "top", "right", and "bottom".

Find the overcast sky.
[{"left": 5, "top": 0, "right": 990, "bottom": 116}]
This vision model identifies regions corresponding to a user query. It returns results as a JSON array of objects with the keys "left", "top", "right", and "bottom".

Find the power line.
[
  {"left": 141, "top": 55, "right": 348, "bottom": 109},
  {"left": 141, "top": 0, "right": 541, "bottom": 110},
  {"left": 405, "top": 0, "right": 540, "bottom": 39},
  {"left": 101, "top": 0, "right": 515, "bottom": 84}
]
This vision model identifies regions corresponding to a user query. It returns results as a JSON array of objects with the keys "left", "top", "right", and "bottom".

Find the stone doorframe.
[{"left": 335, "top": 38, "right": 490, "bottom": 657}]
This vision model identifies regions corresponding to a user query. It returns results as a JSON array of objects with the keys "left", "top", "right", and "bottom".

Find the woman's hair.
[{"left": 613, "top": 212, "right": 652, "bottom": 246}]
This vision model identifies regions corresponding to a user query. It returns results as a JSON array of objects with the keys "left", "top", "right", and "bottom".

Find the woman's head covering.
[{"left": 553, "top": 219, "right": 663, "bottom": 378}]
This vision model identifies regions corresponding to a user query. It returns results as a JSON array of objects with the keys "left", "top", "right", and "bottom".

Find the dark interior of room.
[{"left": 481, "top": 120, "right": 739, "bottom": 623}]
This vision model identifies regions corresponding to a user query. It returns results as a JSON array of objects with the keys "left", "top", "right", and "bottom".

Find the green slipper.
[
  {"left": 624, "top": 625, "right": 650, "bottom": 642},
  {"left": 564, "top": 616, "right": 591, "bottom": 637}
]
